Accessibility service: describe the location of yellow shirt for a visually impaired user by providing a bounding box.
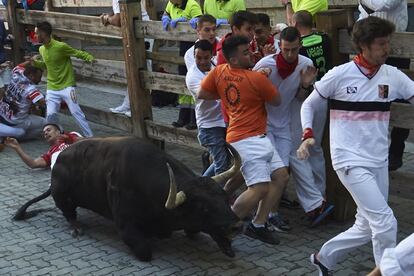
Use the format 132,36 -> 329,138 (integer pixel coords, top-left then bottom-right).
292,0 -> 328,15
165,0 -> 203,19
203,0 -> 246,20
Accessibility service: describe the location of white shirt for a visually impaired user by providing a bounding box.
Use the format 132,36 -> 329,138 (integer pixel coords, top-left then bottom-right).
253,54 -> 314,130
186,64 -> 225,129
0,65 -> 44,124
184,38 -> 219,71
358,0 -> 408,31
112,0 -> 149,20
312,61 -> 414,169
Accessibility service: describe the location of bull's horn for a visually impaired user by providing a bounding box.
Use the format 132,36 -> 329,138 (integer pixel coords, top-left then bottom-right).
165,163 -> 186,210
211,143 -> 241,185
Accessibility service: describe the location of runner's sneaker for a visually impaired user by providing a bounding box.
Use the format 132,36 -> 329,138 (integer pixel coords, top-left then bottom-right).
244,222 -> 280,245
268,213 -> 291,232
124,110 -> 131,117
308,201 -> 334,227
109,105 -> 129,114
310,253 -> 333,276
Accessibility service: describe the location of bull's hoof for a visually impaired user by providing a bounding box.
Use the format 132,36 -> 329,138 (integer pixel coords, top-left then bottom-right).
221,246 -> 235,258
135,249 -> 152,262
70,227 -> 84,237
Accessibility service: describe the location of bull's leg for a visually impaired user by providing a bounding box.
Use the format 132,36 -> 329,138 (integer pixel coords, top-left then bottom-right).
51,179 -> 83,237
209,233 -> 235,258
117,224 -> 152,262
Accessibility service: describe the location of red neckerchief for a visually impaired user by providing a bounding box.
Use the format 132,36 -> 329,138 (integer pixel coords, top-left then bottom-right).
276,53 -> 298,79
353,53 -> 380,78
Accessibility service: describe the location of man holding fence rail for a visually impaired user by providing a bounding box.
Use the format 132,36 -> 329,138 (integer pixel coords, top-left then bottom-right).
32,21 -> 94,137
297,16 -> 414,275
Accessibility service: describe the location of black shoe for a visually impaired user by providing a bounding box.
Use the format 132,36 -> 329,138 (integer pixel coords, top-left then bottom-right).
172,108 -> 190,128
268,213 -> 291,232
280,198 -> 301,209
185,123 -> 197,130
310,253 -> 333,276
244,222 -> 280,245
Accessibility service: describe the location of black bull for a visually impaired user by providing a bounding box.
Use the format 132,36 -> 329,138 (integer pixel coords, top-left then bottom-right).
13,137 -> 242,261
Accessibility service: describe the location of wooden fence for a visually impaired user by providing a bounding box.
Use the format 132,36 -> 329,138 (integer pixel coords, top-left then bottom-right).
1,0 -> 413,220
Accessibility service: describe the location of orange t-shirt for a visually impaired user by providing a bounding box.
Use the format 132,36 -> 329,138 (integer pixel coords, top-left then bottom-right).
201,64 -> 278,143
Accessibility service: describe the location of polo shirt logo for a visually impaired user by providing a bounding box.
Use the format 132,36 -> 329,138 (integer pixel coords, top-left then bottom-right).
346,87 -> 357,94
378,84 -> 389,99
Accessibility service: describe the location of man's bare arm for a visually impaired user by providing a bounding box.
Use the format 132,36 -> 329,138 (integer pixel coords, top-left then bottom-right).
5,138 -> 48,169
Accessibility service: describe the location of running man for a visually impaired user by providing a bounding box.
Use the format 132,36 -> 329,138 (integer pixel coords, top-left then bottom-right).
33,21 -> 94,137
297,16 -> 414,275
198,35 -> 283,244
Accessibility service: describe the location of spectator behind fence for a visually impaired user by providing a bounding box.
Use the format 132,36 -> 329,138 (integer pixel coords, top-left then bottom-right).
32,21 -> 94,137
358,0 -> 409,171
186,40 -> 228,178
0,63 -> 46,142
162,0 -> 203,130
279,0 -> 328,26
253,27 -> 319,231
102,0 -> 153,117
297,16 -> 414,275
288,10 -> 333,227
1,0 -> 45,10
199,35 -> 283,245
203,0 -> 245,27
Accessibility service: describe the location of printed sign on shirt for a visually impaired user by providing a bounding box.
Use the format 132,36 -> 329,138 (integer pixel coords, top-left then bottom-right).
378,84 -> 389,99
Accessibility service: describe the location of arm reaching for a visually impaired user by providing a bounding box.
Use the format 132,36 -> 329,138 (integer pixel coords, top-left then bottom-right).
297,90 -> 327,160
62,43 -> 94,63
5,138 -> 48,169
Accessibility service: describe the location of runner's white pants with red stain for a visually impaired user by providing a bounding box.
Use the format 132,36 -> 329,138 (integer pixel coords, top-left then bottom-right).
318,166 -> 397,269
46,87 -> 93,137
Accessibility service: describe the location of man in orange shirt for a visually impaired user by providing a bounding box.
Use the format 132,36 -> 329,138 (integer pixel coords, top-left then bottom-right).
198,35 -> 284,245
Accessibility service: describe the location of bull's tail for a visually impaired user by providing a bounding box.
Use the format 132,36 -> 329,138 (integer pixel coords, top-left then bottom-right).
13,188 -> 51,221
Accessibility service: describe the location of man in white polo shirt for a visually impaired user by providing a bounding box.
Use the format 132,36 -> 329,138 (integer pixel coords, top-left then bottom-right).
298,16 -> 414,275
253,26 -> 317,232
186,39 -> 228,177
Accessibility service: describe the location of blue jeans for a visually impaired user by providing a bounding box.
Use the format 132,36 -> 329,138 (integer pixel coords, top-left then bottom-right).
198,127 -> 229,177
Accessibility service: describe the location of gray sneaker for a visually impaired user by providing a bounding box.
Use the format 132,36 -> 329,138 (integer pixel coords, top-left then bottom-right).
268,213 -> 291,232
310,253 -> 333,276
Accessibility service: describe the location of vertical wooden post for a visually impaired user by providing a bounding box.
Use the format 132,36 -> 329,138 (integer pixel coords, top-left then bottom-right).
315,10 -> 356,221
6,0 -> 24,63
119,0 -> 152,138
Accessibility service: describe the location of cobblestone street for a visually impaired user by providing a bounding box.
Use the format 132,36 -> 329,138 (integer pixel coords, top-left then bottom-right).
0,85 -> 413,275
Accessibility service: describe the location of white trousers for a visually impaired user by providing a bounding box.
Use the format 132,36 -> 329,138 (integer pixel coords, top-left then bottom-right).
0,115 -> 45,140
318,166 -> 397,269
380,233 -> 414,276
46,87 -> 93,137
289,99 -> 327,212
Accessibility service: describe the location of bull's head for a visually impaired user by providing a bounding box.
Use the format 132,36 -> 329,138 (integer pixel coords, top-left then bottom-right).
164,144 -> 242,257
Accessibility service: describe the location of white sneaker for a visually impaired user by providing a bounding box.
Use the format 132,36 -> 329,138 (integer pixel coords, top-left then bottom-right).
110,105 -> 129,114
124,110 -> 131,117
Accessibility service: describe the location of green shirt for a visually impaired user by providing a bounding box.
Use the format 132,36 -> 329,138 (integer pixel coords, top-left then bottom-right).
34,39 -> 94,91
165,0 -> 203,20
292,0 -> 328,15
203,0 -> 246,20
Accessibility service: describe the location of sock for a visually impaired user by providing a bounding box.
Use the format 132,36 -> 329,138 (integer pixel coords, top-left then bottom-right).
252,222 -> 265,228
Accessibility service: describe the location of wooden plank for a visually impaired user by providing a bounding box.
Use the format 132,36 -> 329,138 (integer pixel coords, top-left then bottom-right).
146,51 -> 185,65
72,58 -> 127,84
120,0 -> 152,138
146,120 -> 202,150
339,29 -> 414,59
61,105 -> 132,132
135,20 -> 230,42
51,0 -> 111,8
16,9 -> 122,39
389,171 -> 414,200
390,103 -> 414,129
140,71 -> 190,96
6,0 -> 24,63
